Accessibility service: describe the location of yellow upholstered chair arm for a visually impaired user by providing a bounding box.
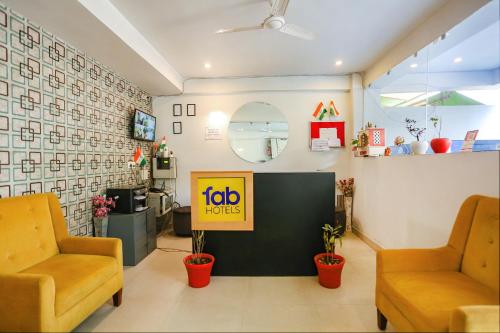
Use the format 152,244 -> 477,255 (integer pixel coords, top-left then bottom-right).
376,246 -> 461,274
449,305 -> 500,332
0,273 -> 55,332
58,237 -> 123,266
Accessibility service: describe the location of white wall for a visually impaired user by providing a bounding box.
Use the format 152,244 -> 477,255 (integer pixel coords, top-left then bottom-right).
351,151 -> 500,249
153,76 -> 353,205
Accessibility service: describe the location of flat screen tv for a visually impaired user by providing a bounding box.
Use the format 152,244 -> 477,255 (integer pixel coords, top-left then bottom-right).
133,109 -> 156,142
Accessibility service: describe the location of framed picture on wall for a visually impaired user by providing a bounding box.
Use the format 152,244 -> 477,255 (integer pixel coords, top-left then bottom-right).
173,104 -> 182,117
173,121 -> 182,134
187,104 -> 196,116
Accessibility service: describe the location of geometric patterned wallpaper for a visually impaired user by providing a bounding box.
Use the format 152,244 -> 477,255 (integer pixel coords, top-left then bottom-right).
0,2 -> 153,236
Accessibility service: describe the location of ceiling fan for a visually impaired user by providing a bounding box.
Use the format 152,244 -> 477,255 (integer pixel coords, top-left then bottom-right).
215,0 -> 316,40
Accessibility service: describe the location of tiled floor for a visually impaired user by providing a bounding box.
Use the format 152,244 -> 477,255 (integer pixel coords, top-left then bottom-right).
75,232 -> 394,332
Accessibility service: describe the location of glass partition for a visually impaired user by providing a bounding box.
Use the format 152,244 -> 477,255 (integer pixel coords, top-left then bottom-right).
363,0 -> 499,154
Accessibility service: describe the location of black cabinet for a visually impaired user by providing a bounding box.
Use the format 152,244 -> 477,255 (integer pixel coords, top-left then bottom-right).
108,208 -> 157,266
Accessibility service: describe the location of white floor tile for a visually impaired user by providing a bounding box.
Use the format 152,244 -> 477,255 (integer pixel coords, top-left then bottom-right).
75,232 -> 383,332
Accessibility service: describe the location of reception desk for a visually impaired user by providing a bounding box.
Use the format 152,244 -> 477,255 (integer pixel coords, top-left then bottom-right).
204,172 -> 335,276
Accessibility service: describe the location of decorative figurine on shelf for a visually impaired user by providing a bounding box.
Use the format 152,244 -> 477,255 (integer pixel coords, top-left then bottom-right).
394,136 -> 410,155
91,195 -> 115,237
384,147 -> 392,156
356,122 -> 386,157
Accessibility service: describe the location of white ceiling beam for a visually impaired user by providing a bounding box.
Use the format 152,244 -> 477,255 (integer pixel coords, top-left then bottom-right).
78,0 -> 184,93
380,69 -> 499,93
363,0 -> 490,88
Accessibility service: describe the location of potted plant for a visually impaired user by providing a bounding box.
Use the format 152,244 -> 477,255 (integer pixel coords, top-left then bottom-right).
91,195 -> 115,237
405,118 -> 428,155
351,138 -> 361,157
429,116 -> 451,154
314,224 -> 345,288
183,230 -> 215,288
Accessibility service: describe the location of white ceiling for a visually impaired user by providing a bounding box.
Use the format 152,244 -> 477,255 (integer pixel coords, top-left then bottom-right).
428,22 -> 500,72
109,0 -> 447,79
372,0 -> 499,90
2,0 -> 183,95
4,0 -> 452,94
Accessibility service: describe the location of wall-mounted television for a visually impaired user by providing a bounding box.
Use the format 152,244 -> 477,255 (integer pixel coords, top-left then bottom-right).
133,109 -> 156,142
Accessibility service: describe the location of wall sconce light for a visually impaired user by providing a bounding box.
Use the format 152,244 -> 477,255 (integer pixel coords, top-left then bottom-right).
208,111 -> 228,128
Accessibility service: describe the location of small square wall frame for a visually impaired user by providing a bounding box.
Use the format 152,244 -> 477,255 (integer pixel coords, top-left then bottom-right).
173,104 -> 182,116
173,121 -> 182,134
187,104 -> 196,116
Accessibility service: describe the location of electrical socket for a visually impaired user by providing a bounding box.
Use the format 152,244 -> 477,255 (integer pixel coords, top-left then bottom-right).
127,161 -> 136,169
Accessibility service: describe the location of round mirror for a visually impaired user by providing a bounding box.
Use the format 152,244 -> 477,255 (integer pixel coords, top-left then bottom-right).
228,102 -> 288,163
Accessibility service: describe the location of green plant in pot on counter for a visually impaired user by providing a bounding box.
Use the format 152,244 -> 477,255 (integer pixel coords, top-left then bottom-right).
314,224 -> 345,288
405,117 -> 428,155
183,230 -> 215,288
429,116 -> 451,154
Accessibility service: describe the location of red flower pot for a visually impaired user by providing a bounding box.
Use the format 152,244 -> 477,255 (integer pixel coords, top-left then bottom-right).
430,138 -> 451,154
314,253 -> 345,288
183,253 -> 215,288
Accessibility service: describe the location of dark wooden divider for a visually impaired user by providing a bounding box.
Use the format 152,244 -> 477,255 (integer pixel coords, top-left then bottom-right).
204,172 -> 335,276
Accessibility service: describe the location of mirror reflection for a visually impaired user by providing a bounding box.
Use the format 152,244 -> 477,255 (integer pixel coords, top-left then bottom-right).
228,102 -> 288,163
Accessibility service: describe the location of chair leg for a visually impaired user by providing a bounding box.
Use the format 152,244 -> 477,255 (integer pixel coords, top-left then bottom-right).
377,309 -> 387,330
112,289 -> 122,307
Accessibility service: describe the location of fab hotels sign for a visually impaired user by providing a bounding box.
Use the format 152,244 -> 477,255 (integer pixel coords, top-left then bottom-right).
191,171 -> 254,231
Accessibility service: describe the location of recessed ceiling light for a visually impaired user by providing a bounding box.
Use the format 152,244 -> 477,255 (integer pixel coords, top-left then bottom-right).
335,60 -> 343,66
453,57 -> 463,64
410,63 -> 418,68
204,62 -> 212,69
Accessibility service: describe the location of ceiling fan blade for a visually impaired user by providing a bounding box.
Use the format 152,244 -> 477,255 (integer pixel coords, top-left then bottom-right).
279,23 -> 316,40
271,0 -> 289,17
215,25 -> 264,34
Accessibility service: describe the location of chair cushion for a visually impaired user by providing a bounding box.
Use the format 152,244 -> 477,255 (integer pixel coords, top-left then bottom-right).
461,196 -> 499,293
380,271 -> 499,332
0,195 -> 59,274
21,254 -> 118,316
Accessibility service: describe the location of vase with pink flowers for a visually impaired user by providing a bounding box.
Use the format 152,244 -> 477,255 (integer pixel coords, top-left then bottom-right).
91,195 -> 115,237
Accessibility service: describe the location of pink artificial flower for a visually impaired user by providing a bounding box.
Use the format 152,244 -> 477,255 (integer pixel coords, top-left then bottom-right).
91,194 -> 116,217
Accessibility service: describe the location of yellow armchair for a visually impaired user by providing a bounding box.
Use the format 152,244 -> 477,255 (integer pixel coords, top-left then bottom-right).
376,195 -> 499,332
0,193 -> 123,332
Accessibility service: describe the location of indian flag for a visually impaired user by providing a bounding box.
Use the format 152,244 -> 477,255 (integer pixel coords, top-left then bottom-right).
312,102 -> 324,118
318,108 -> 328,120
159,136 -> 167,151
134,147 -> 147,167
329,100 -> 340,116
328,100 -> 340,117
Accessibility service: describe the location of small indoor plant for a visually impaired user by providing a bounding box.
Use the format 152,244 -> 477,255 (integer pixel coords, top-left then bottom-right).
351,139 -> 361,157
429,116 -> 451,154
91,195 -> 115,237
183,230 -> 215,288
314,224 -> 345,288
405,118 -> 428,155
